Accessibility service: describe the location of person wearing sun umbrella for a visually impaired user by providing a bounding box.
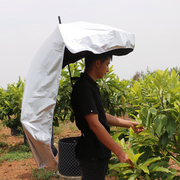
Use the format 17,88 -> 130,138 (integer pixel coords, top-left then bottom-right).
71,52 -> 144,180
21,20 -> 140,172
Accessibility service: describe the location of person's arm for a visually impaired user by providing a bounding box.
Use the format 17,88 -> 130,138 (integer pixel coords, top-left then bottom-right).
85,113 -> 133,165
106,113 -> 144,134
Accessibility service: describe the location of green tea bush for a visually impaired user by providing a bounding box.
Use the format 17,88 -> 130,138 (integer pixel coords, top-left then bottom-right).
109,69 -> 180,179
97,66 -> 131,117
0,60 -> 180,179
0,77 -> 24,132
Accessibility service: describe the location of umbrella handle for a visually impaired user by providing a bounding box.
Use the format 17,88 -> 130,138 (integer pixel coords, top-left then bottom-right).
58,16 -> 61,24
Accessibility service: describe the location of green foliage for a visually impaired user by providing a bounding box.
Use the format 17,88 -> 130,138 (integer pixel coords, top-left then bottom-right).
0,133 -> 8,139
1,60 -> 180,178
0,77 -> 24,131
30,167 -> 59,180
109,128 -> 178,179
0,141 -> 8,147
128,69 -> 180,151
7,142 -> 31,153
97,66 -> 130,117
53,60 -> 85,125
0,142 -> 32,163
108,68 -> 180,179
0,151 -> 32,162
53,122 -> 65,135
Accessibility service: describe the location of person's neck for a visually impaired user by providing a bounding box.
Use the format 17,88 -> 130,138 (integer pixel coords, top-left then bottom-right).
84,69 -> 97,81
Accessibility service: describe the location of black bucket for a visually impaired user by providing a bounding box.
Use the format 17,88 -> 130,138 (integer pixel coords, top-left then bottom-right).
11,128 -> 20,136
58,137 -> 82,176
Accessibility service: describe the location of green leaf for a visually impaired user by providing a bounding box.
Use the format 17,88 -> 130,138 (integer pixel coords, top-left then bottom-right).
166,118 -> 176,138
169,167 -> 178,175
161,108 -> 177,113
152,78 -> 161,90
122,169 -> 134,175
145,174 -> 151,180
155,114 -> 167,136
140,107 -> 148,127
5,100 -> 10,106
105,83 -> 109,92
139,164 -> 149,174
138,130 -> 151,136
13,106 -> 18,113
160,131 -> 169,149
128,174 -> 138,180
149,108 -> 157,115
141,107 -> 148,117
166,175 -> 176,180
149,160 -> 168,171
119,138 -> 126,149
174,103 -> 180,112
146,110 -> 151,128
112,132 -> 123,142
177,126 -> 180,148
125,148 -> 134,162
129,127 -> 137,138
133,81 -> 140,94
109,162 -> 131,170
150,166 -> 172,173
143,156 -> 161,166
133,152 -> 144,165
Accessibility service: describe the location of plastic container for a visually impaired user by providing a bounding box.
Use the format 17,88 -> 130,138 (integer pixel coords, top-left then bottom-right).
58,137 -> 82,177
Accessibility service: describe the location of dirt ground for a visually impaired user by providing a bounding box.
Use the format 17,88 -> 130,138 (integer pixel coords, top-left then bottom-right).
0,124 -> 180,180
0,124 -> 116,180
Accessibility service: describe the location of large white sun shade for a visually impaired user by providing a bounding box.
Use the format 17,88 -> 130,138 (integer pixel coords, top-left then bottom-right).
20,21 -> 135,168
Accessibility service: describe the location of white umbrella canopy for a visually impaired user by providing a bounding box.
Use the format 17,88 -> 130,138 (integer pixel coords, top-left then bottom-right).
20,21 -> 135,169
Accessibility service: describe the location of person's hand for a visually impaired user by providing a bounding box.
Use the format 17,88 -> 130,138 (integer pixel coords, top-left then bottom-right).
117,151 -> 134,168
130,121 -> 144,134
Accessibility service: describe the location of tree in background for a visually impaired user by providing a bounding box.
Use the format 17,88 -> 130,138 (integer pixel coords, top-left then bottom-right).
0,77 -> 24,133
132,70 -> 144,81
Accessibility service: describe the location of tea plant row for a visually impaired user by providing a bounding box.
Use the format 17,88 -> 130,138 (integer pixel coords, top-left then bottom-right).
0,60 -> 180,179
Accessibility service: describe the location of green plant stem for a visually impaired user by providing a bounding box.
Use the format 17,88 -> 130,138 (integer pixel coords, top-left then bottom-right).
154,130 -> 180,163
165,148 -> 180,163
160,89 -> 165,109
173,134 -> 178,146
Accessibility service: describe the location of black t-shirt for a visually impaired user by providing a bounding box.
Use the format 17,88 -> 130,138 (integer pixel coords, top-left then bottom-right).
71,73 -> 111,161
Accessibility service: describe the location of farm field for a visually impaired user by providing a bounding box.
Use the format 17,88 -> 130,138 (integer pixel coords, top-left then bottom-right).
0,121 -> 117,180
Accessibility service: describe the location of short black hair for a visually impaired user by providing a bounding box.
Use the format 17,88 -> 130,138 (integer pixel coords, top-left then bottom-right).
85,52 -> 112,69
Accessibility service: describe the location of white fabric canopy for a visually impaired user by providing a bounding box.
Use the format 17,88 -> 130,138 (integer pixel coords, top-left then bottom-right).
20,21 -> 135,168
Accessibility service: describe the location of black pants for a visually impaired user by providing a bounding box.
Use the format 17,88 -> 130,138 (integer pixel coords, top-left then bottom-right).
78,158 -> 109,180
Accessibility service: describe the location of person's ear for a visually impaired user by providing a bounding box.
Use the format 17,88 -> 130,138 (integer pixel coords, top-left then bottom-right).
95,60 -> 101,67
